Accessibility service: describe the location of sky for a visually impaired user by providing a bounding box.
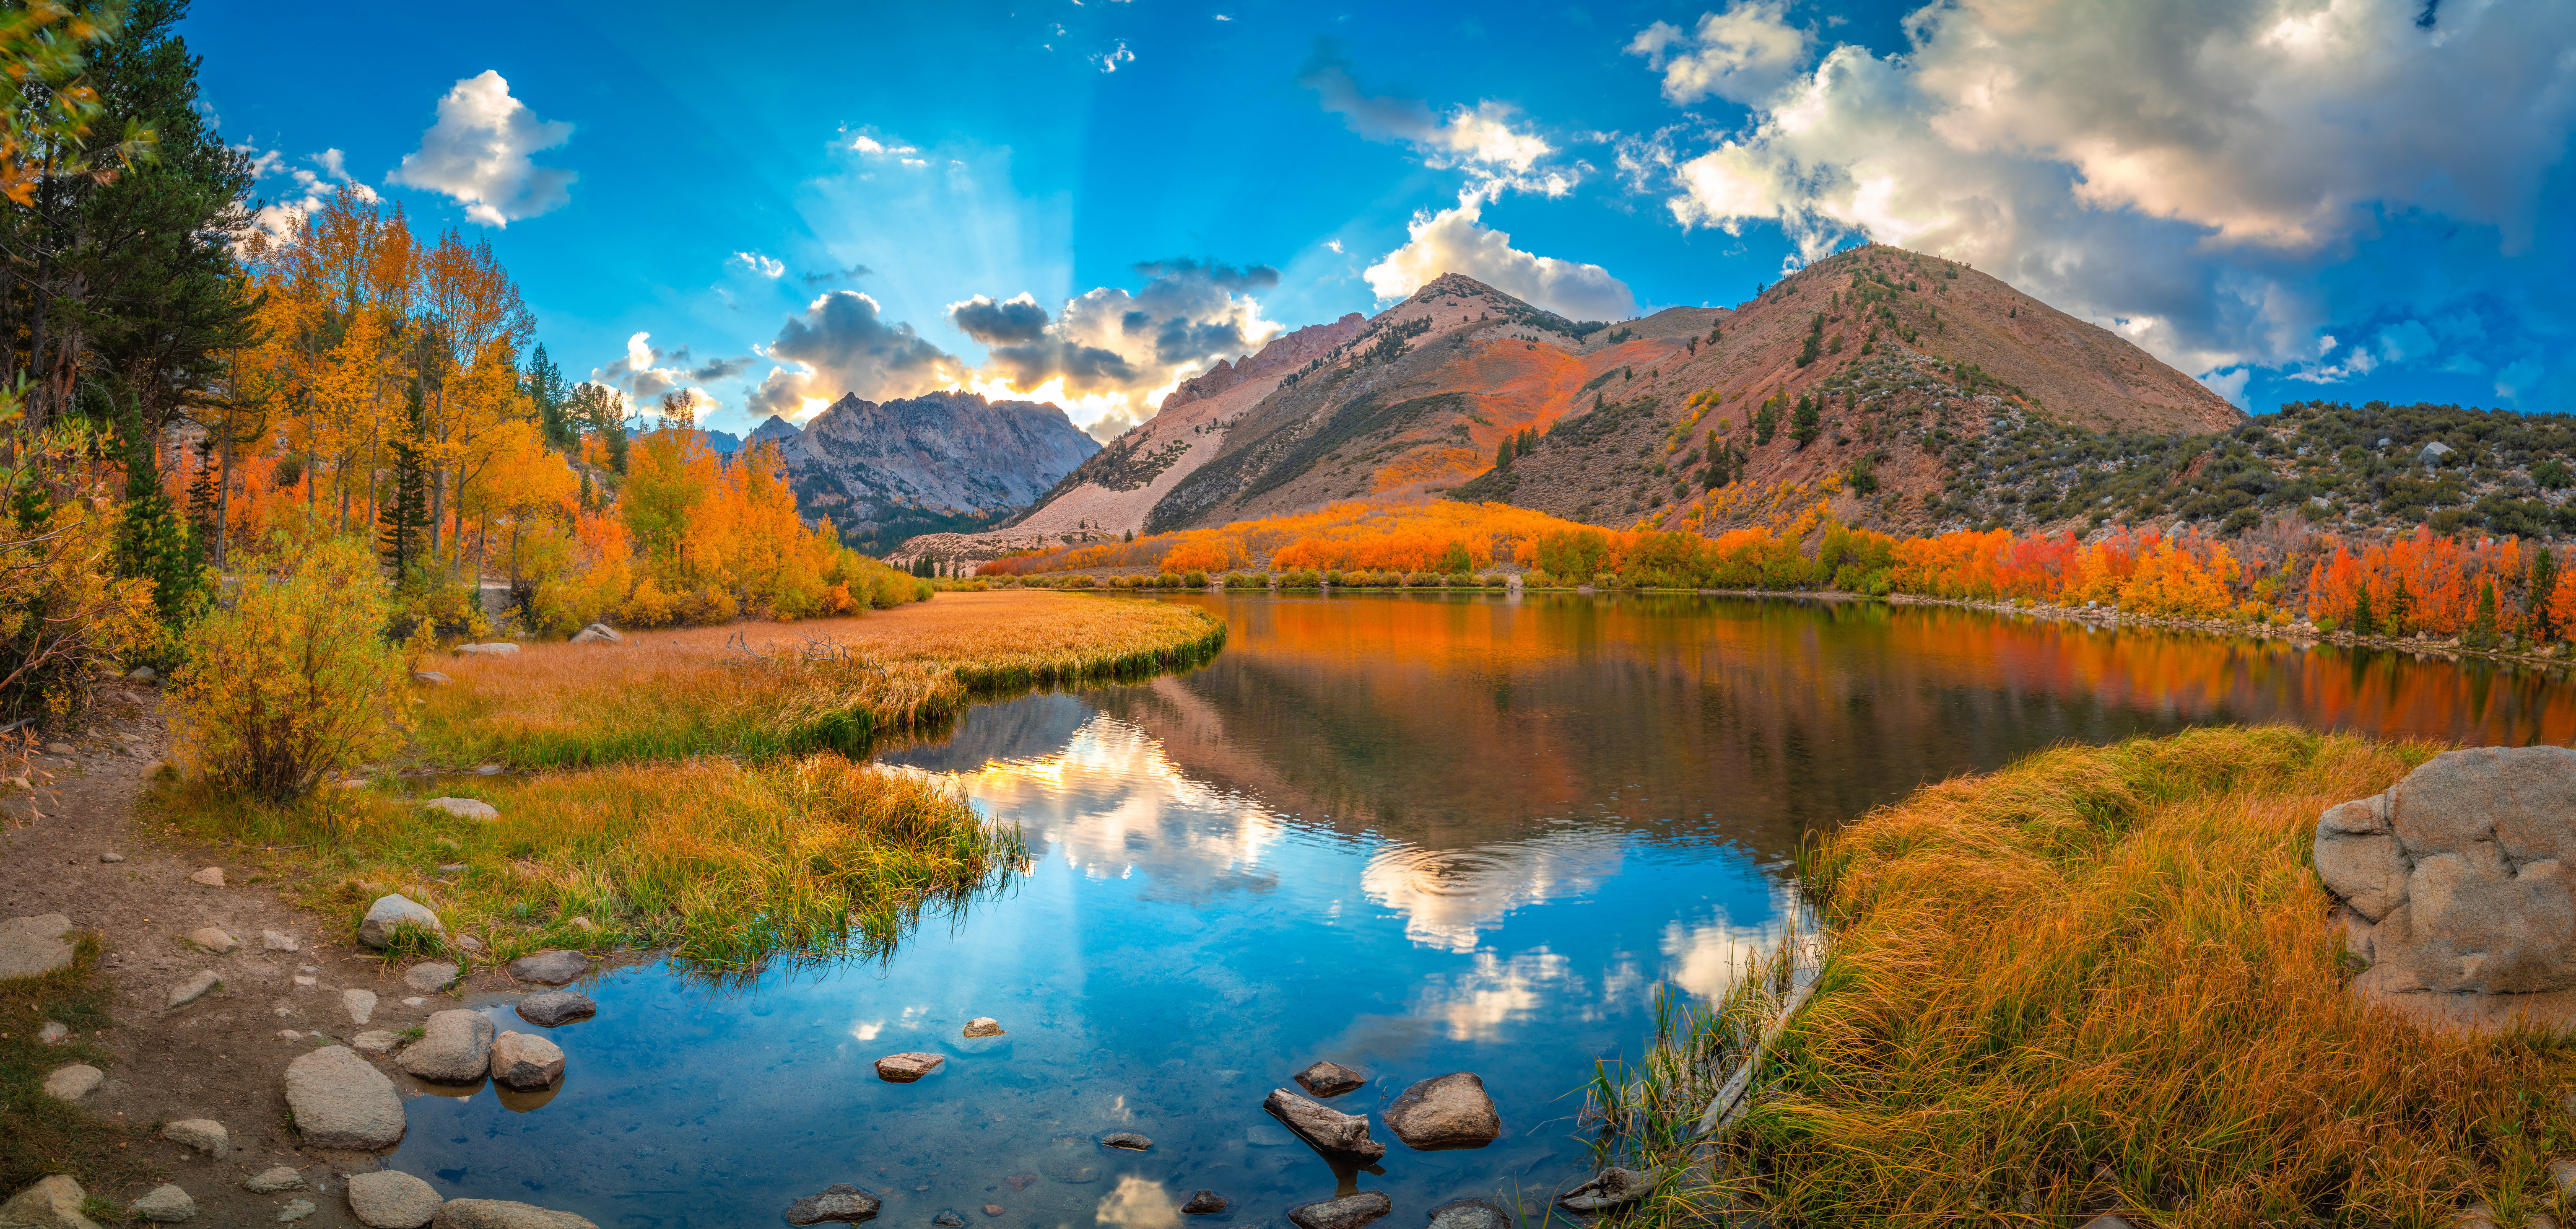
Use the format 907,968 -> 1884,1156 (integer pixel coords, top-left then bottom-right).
187,0 -> 2575,440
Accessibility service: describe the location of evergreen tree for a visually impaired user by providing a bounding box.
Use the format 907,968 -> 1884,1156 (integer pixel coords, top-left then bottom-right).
2532,546 -> 2561,643
1493,437 -> 1512,471
379,383 -> 430,579
112,396 -> 207,627
1753,396 -> 1780,446
526,343 -> 574,451
2471,578 -> 2500,647
1791,394 -> 1822,446
186,435 -> 217,543
2350,586 -> 2376,637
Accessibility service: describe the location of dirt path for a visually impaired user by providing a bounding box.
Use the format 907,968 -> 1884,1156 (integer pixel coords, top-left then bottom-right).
0,686 -> 484,1226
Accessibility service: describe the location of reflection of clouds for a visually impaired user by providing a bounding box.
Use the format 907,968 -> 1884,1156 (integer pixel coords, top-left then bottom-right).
1360,832 -> 1630,953
940,714 -> 1288,889
849,1019 -> 883,1041
1659,887 -> 1823,1001
1409,949 -> 1574,1041
1097,1176 -> 1179,1229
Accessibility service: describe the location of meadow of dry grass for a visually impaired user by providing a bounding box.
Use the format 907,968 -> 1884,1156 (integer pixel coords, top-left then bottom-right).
411,590 -> 1226,767
1588,727 -> 2576,1227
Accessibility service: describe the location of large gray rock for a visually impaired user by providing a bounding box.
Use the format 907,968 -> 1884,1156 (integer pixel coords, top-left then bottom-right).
515,990 -> 595,1027
400,1010 -> 497,1083
359,895 -> 444,949
0,913 -> 74,980
346,1171 -> 441,1229
2315,746 -> 2576,995
424,798 -> 498,822
404,962 -> 458,993
286,1045 -> 406,1149
569,624 -> 623,645
1383,1072 -> 1501,1150
488,1031 -> 564,1089
1287,1192 -> 1392,1229
244,1167 -> 306,1193
344,988 -> 379,1024
429,1201 -> 600,1229
0,1175 -> 99,1228
161,1118 -> 229,1158
452,643 -> 520,658
783,1184 -> 882,1225
1295,1060 -> 1365,1097
505,949 -> 588,985
1263,1087 -> 1387,1159
1425,1200 -> 1511,1229
166,969 -> 221,1008
1557,1168 -> 1652,1213
128,1185 -> 196,1223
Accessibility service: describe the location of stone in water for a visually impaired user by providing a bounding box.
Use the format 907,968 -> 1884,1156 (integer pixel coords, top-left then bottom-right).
784,1184 -> 882,1226
516,990 -> 596,1027
874,1053 -> 945,1082
963,1016 -> 1005,1037
1382,1071 -> 1502,1150
1294,1059 -> 1366,1097
1263,1086 -> 1386,1159
506,949 -> 589,985
1287,1192 -> 1392,1229
1181,1191 -> 1229,1215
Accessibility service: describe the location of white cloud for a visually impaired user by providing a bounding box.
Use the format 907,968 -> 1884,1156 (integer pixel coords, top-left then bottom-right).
745,291 -> 959,417
2198,366 -> 2251,408
1302,48 -> 1580,202
1627,1 -> 1814,105
1364,196 -> 1638,322
239,148 -> 379,245
731,251 -> 787,278
1631,0 -> 2576,382
387,70 -> 575,227
595,332 -> 755,405
1093,40 -> 1136,73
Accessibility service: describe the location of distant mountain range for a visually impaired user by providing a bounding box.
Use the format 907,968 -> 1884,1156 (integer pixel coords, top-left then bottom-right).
727,391 -> 1098,551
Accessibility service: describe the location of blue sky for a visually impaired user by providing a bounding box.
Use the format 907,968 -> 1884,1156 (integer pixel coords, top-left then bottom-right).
189,0 -> 2573,438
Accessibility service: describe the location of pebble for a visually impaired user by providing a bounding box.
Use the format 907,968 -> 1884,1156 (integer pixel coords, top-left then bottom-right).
42,1063 -> 102,1101
352,1030 -> 402,1055
187,926 -> 239,954
278,1029 -> 304,1040
1181,1191 -> 1229,1215
783,1184 -> 883,1226
343,988 -> 378,1024
401,996 -> 426,1008
515,990 -> 596,1027
278,1197 -> 317,1223
293,975 -> 317,987
874,1053 -> 946,1082
245,1166 -> 306,1193
161,1118 -> 231,1158
99,851 -> 125,863
935,1214 -> 966,1228
963,1016 -> 1005,1037
983,1206 -> 1005,1218
36,1020 -> 69,1043
130,1182 -> 198,1223
262,930 -> 300,952
167,969 -> 221,1008
403,962 -> 458,993
346,1169 -> 442,1228
188,866 -> 225,887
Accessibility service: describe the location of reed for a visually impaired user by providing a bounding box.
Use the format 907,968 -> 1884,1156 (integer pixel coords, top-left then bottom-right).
410,591 -> 1226,768
161,756 -> 1026,970
1589,727 -> 2576,1226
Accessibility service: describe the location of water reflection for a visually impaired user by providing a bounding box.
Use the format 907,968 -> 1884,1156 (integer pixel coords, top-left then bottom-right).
387,594 -> 2576,1227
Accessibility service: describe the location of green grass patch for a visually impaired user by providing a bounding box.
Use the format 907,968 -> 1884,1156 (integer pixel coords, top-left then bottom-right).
0,934 -> 144,1198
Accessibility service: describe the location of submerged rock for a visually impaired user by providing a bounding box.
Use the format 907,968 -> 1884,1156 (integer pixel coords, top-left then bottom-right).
516,990 -> 596,1027
1287,1192 -> 1392,1229
399,1010 -> 497,1083
1263,1087 -> 1386,1159
934,1213 -> 966,1228
428,1200 -> 600,1228
359,895 -> 444,948
783,1184 -> 882,1225
1098,1133 -> 1152,1151
286,1045 -> 406,1149
1383,1072 -> 1501,1150
963,1017 -> 1005,1038
506,949 -> 589,985
873,1053 -> 945,1082
1181,1191 -> 1229,1215
1294,1060 -> 1366,1098
1556,1168 -> 1652,1213
1424,1200 -> 1511,1229
346,1170 -> 441,1228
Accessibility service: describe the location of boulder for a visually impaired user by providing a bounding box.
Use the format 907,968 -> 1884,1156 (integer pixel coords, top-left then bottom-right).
286,1045 -> 406,1149
1180,1191 -> 1229,1215
262,930 -> 300,952
963,1016 -> 1005,1037
166,969 -> 220,1007
1287,1193 -> 1392,1229
1295,1060 -> 1366,1098
875,1053 -> 946,1082
185,926 -> 238,954
398,1010 -> 497,1083
188,866 -> 225,887
1382,1072 -> 1501,1150
1556,1168 -> 1652,1213
0,913 -> 75,980
516,990 -> 596,1027
506,949 -> 589,985
404,962 -> 458,993
423,798 -> 498,822
346,1171 -> 441,1229
359,895 -> 445,948
1098,1133 -> 1151,1151
160,1118 -> 229,1158
42,1063 -> 101,1102
0,1175 -> 97,1229
488,1031 -> 565,1089
344,988 -> 379,1024
1424,1200 -> 1510,1229
2315,746 -> 2576,995
783,1184 -> 882,1226
127,665 -> 156,682
412,672 -> 452,687
1263,1087 -> 1387,1159
128,1184 -> 197,1223
452,643 -> 520,658
244,1167 -> 305,1193
569,624 -> 623,645
428,1201 -> 600,1229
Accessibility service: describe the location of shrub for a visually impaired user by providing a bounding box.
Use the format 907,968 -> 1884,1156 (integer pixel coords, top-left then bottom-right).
1445,572 -> 1473,588
175,537 -> 405,800
1183,570 -> 1208,588
1483,573 -> 1507,588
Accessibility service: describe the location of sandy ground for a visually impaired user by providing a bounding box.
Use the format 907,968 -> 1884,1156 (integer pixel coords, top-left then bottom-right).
0,687 -> 571,1225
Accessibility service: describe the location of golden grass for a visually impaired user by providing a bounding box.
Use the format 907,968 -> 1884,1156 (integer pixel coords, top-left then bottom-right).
1596,727 -> 2576,1226
410,591 -> 1226,767
166,755 -> 1026,969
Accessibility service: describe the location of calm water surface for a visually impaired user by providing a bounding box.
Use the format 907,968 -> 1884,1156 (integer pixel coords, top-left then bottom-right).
390,593 -> 2576,1227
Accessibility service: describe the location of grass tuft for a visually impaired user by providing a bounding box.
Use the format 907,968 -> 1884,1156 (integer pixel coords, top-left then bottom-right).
0,934 -> 145,1198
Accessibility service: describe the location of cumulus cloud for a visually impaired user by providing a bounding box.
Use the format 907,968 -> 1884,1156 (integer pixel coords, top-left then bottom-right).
1093,40 -> 1136,73
945,261 -> 1284,440
847,129 -> 929,169
745,291 -> 959,417
387,70 -> 575,227
1364,197 -> 1638,322
593,332 -> 753,404
1626,0 -> 2576,395
1627,2 -> 1814,105
1301,43 -> 1578,201
239,147 -> 379,244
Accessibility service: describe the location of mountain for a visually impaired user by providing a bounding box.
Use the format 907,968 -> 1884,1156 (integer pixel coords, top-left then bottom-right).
769,391 -> 1099,549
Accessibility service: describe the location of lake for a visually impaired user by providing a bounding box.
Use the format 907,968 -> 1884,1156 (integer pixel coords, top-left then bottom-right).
386,592 -> 2576,1227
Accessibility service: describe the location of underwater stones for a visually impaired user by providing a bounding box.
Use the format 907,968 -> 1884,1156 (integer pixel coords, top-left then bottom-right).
981,1208 -> 1003,1219
1423,1200 -> 1510,1229
423,798 -> 498,822
345,1171 -> 441,1228
488,1031 -> 565,1089
1181,1191 -> 1229,1215
128,1184 -> 197,1223
1098,1133 -> 1152,1151
286,1045 -> 406,1149
963,1017 -> 1004,1037
1287,1192 -> 1392,1229
403,962 -> 458,993
1263,1088 -> 1386,1160
160,1118 -> 229,1158
428,1200 -> 600,1229
934,1213 -> 966,1228
1383,1072 -> 1501,1150
783,1184 -> 882,1225
42,1063 -> 101,1102
398,1010 -> 497,1083
873,1053 -> 945,1082
516,990 -> 596,1027
0,913 -> 75,980
506,949 -> 589,985
166,969 -> 220,1008
1294,1060 -> 1365,1098
1556,1168 -> 1652,1213
359,895 -> 444,948
245,1167 -> 306,1193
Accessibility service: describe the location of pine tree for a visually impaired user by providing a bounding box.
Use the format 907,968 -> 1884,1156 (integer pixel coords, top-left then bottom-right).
526,344 -> 574,451
186,436 -> 218,545
1792,394 -> 1822,446
1493,438 -> 1512,471
379,382 -> 431,580
2472,578 -> 2500,647
2350,586 -> 2376,637
112,396 -> 208,629
2532,546 -> 2562,643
